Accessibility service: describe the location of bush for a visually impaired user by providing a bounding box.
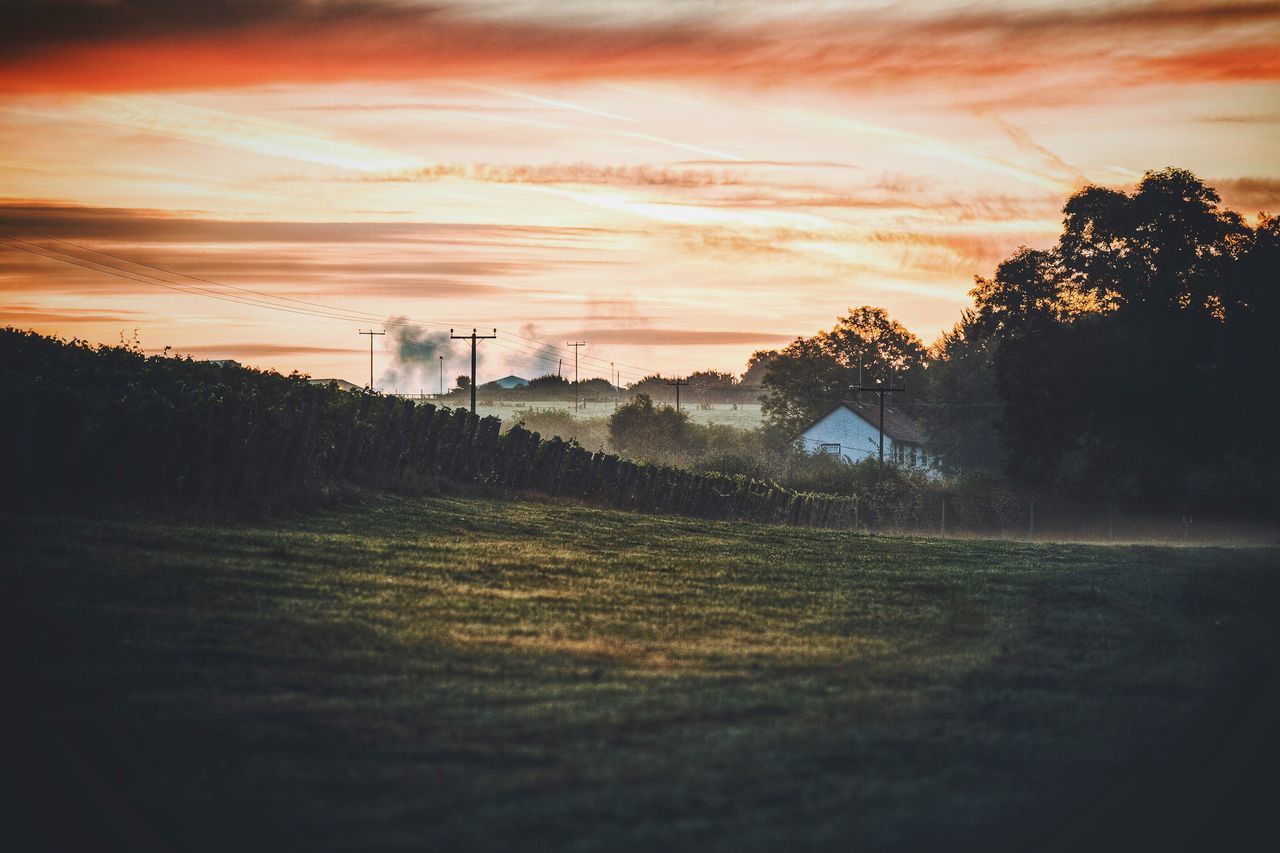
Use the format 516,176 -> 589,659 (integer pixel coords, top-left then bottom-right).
504,407 -> 610,454
608,395 -> 702,466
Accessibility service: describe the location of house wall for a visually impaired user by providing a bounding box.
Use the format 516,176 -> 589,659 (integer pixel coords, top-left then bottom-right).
798,406 -> 939,476
797,407 -> 882,464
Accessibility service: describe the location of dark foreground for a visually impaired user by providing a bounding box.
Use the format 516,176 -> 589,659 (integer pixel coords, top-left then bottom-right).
2,497 -> 1277,851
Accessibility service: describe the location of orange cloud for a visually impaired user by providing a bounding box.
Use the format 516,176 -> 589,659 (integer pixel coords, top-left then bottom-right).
1,2 -> 1276,101
1136,43 -> 1280,83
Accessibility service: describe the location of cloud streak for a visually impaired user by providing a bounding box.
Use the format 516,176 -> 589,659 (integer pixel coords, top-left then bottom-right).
367,162 -> 746,187
565,328 -> 796,346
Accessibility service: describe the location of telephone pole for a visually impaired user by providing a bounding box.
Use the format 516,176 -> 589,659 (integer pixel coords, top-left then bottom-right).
666,377 -> 689,412
566,341 -> 586,410
450,327 -> 496,414
357,329 -> 385,391
438,355 -> 443,397
851,382 -> 905,465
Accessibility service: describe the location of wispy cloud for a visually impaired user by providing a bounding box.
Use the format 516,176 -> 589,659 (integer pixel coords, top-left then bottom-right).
989,118 -> 1088,186
174,343 -> 363,357
365,162 -> 746,187
0,203 -> 601,301
1196,113 -> 1280,123
768,108 -> 1077,192
42,96 -> 420,172
1213,176 -> 1280,212
563,328 -> 795,346
0,304 -> 145,324
0,202 -> 605,245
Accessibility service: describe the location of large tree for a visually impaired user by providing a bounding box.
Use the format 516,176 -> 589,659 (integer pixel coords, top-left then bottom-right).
958,168 -> 1278,511
919,312 -> 1004,475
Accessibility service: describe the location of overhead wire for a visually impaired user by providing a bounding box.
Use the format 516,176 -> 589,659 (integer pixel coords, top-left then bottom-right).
0,220 -> 674,377
0,222 -> 674,381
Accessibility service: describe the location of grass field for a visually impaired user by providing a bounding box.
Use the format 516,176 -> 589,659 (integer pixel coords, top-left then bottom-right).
469,400 -> 765,428
3,496 -> 1277,851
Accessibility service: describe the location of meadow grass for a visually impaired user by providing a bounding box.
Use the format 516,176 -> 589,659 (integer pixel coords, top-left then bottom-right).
2,495 -> 1277,851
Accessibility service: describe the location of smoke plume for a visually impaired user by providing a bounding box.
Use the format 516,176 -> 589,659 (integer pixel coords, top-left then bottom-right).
378,316 -> 460,393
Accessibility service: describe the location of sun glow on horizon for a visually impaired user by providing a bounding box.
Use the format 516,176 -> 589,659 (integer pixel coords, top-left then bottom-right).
1,1 -> 1277,386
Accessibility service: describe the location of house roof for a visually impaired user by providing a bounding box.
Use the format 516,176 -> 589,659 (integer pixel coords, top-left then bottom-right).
494,375 -> 530,387
804,399 -> 925,445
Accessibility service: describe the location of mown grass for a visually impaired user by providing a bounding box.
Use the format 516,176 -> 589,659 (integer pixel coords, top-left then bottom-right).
2,496 -> 1277,852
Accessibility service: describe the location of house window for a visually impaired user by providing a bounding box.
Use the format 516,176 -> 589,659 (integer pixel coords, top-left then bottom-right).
819,443 -> 841,455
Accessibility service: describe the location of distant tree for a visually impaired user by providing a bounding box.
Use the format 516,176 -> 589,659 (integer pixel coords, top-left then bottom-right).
454,375 -> 471,392
759,336 -> 846,437
686,369 -> 737,404
526,374 -> 570,398
740,349 -> 777,388
626,374 -> 674,405
761,306 -> 926,437
821,306 -> 927,386
576,377 -> 615,399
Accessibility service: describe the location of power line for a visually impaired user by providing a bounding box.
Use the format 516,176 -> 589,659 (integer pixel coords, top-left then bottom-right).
0,237 -> 367,323
851,382 -> 906,465
357,329 -> 385,391
4,228 -> 742,397
566,341 -> 586,410
0,235 -> 401,325
0,222 -> 667,378
0,221 -> 393,321
450,328 -> 497,414
666,376 -> 689,412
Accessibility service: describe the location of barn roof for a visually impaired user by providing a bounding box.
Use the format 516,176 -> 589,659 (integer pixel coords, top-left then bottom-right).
803,399 -> 925,445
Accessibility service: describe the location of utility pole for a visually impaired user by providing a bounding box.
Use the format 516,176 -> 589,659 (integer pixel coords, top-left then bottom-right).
438,355 -> 443,397
566,341 -> 586,410
612,362 -> 618,408
450,327 -> 496,414
357,329 -> 385,391
851,382 -> 905,465
666,377 -> 689,412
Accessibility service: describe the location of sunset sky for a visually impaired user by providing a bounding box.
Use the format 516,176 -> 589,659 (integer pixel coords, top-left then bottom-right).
2,0 -> 1278,389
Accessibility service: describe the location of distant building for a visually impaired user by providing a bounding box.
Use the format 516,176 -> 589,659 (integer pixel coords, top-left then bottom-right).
309,378 -> 363,392
204,359 -> 241,368
796,400 -> 936,474
492,375 -> 530,389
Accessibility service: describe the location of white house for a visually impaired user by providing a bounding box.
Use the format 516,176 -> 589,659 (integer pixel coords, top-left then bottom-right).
796,400 -> 937,474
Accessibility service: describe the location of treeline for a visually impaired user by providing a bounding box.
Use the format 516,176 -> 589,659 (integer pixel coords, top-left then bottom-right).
0,328 -> 901,529
441,370 -> 763,407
